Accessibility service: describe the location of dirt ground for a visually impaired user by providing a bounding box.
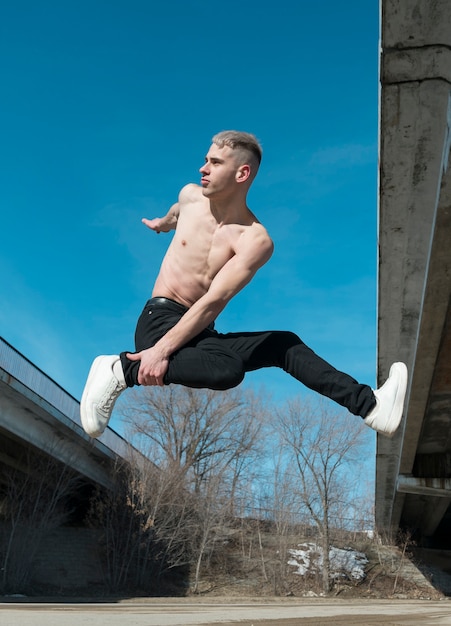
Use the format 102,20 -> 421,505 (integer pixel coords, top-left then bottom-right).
1,598 -> 451,626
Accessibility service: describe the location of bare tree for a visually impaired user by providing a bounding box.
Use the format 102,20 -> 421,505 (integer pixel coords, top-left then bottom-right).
189,471 -> 229,593
123,385 -> 265,500
266,455 -> 306,593
274,396 -> 367,594
118,385 -> 267,590
87,455 -> 197,593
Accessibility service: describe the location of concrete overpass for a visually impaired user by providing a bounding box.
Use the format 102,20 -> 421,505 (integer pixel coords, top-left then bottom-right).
376,0 -> 451,547
0,336 -> 132,497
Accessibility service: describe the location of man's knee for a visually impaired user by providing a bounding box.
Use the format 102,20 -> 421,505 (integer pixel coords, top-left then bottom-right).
210,365 -> 245,390
207,352 -> 245,390
279,331 -> 302,347
266,331 -> 302,359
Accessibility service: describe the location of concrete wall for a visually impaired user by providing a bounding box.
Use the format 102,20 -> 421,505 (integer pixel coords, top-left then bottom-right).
32,528 -> 104,593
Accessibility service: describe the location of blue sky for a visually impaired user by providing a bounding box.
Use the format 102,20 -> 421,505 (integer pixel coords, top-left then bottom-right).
1,1 -> 380,447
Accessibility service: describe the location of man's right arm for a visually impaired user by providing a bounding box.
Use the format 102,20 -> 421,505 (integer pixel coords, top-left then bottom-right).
142,202 -> 180,233
142,183 -> 200,233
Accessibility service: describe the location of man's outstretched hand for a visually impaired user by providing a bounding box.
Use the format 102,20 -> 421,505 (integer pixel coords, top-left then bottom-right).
142,216 -> 176,233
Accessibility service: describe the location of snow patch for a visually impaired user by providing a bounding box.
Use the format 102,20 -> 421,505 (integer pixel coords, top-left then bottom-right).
288,542 -> 368,581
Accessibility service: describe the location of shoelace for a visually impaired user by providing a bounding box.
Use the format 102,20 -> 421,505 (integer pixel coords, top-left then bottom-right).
99,378 -> 123,415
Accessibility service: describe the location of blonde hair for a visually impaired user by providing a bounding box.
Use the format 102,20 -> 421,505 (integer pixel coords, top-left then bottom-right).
212,130 -> 262,167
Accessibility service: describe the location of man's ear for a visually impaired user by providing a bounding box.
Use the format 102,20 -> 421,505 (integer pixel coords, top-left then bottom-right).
236,164 -> 251,183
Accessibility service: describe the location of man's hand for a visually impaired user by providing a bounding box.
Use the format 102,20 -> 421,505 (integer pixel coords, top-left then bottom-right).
142,217 -> 174,234
142,203 -> 178,234
126,348 -> 169,386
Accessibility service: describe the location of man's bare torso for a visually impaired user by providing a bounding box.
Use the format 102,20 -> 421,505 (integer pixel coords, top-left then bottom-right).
152,184 -> 271,308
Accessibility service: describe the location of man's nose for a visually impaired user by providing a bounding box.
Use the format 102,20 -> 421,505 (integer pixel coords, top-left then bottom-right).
199,162 -> 208,173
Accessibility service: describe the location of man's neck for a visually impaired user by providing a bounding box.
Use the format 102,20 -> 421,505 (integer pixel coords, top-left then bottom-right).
208,194 -> 249,225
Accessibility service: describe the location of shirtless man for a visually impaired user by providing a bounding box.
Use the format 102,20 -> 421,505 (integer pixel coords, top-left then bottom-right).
80,130 -> 407,439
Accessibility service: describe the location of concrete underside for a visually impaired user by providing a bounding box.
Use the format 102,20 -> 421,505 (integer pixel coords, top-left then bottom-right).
0,338 -> 137,494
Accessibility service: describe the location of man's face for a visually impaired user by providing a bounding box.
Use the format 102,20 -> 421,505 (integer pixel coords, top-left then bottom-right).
199,143 -> 241,198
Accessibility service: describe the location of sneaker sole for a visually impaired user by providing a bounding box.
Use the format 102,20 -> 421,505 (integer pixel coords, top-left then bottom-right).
385,362 -> 408,437
80,355 -> 110,438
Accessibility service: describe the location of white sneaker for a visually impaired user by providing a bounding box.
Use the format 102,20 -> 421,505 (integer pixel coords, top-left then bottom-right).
364,362 -> 408,437
80,355 -> 126,438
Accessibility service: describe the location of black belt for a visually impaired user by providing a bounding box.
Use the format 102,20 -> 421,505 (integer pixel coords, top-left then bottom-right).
147,297 -> 215,330
147,297 -> 189,314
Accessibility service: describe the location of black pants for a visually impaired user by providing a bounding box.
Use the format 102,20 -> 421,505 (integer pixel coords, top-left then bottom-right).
120,298 -> 376,418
